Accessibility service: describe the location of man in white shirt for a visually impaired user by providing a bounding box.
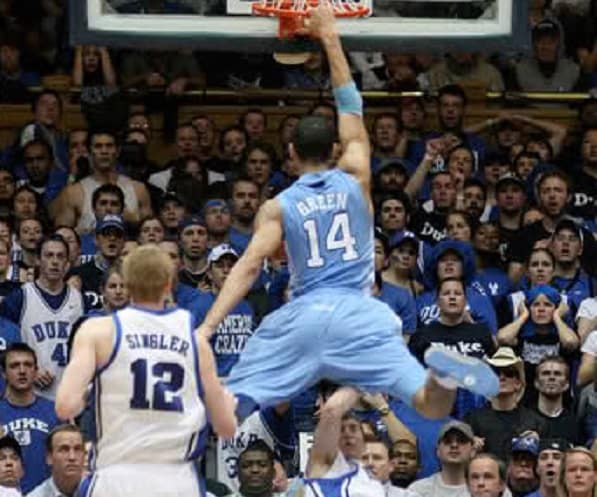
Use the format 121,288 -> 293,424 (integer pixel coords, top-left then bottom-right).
408,421 -> 474,497
26,425 -> 84,497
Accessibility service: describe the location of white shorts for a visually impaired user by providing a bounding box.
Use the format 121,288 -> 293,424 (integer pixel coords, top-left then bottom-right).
81,462 -> 203,497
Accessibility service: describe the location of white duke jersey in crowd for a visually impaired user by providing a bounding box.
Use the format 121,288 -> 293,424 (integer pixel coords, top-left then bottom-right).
94,306 -> 207,468
19,282 -> 84,400
303,453 -> 385,497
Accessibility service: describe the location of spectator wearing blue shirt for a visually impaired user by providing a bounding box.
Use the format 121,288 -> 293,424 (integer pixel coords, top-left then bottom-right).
416,240 -> 497,334
550,219 -> 595,316
0,344 -> 60,494
373,272 -> 417,336
229,176 -> 260,255
0,315 -> 20,396
197,244 -> 254,377
0,34 -> 38,104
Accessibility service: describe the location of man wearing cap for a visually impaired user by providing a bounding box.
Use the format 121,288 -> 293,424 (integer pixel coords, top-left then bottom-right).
464,347 -> 547,461
178,216 -> 210,289
0,435 -> 24,496
526,439 -> 569,497
374,161 -> 410,198
158,191 -> 186,240
68,214 -> 125,312
408,420 -> 475,497
550,219 -> 593,315
507,435 -> 540,497
1,237 -> 84,401
515,18 -> 579,92
196,244 -> 254,377
493,173 -> 526,263
0,344 -> 59,494
204,199 -> 232,249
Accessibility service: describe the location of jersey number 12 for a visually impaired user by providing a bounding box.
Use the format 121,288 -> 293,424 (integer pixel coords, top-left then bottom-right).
303,212 -> 358,268
129,359 -> 184,412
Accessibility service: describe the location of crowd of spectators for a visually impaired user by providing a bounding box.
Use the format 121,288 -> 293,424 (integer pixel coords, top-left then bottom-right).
0,0 -> 596,497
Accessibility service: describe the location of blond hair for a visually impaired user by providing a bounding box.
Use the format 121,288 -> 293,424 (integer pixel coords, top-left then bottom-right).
122,245 -> 173,302
558,447 -> 597,497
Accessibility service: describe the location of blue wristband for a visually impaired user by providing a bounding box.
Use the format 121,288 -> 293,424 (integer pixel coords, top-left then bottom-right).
333,81 -> 363,116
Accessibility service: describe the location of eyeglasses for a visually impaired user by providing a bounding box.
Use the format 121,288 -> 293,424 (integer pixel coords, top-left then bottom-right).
493,367 -> 519,379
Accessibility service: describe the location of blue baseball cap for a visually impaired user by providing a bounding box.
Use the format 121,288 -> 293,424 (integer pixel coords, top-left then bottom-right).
511,435 -> 539,457
179,215 -> 206,231
96,214 -> 125,234
389,230 -> 419,251
202,199 -> 229,215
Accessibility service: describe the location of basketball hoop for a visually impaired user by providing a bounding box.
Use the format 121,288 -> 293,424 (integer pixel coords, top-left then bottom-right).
252,0 -> 369,40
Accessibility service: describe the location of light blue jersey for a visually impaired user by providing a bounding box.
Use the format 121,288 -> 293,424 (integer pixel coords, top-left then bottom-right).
278,169 -> 374,298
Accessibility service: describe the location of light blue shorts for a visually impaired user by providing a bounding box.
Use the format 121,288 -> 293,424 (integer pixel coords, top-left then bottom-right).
227,288 -> 427,410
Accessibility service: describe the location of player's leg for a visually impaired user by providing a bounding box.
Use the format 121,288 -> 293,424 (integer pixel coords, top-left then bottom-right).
226,295 -> 325,417
322,293 -> 498,418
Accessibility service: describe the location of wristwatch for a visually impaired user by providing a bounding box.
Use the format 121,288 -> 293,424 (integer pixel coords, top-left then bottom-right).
378,406 -> 390,417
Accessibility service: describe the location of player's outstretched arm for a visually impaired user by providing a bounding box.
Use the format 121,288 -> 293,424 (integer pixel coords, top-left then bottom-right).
299,4 -> 370,198
197,199 -> 283,339
55,318 -> 106,420
198,335 -> 237,439
307,386 -> 360,478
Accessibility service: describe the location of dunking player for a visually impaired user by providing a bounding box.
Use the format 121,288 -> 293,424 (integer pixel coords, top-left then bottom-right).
55,245 -> 237,497
197,4 -> 498,418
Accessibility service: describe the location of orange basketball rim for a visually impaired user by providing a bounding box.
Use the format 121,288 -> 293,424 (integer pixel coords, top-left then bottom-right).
252,0 -> 369,39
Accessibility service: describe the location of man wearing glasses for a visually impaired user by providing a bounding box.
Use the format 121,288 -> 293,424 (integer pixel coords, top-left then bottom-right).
464,347 -> 547,461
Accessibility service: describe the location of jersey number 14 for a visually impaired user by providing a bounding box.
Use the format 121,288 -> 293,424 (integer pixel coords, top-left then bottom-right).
303,212 -> 358,268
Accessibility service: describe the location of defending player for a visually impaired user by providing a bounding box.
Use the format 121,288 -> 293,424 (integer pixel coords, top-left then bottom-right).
55,245 -> 237,497
197,4 -> 498,418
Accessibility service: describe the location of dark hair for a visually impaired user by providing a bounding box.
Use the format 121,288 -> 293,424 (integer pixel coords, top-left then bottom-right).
239,439 -> 275,466
22,138 -> 54,160
32,89 -> 62,114
88,129 -> 119,149
13,185 -> 40,211
447,145 -> 474,165
277,114 -> 301,132
438,84 -> 467,106
525,135 -> 554,160
37,234 -> 70,258
447,209 -> 477,236
219,125 -> 248,153
463,177 -> 487,196
308,101 -> 337,122
377,191 -> 412,217
16,217 -> 43,238
291,116 -> 335,163
45,424 -> 82,453
536,169 -> 571,194
466,453 -> 507,483
239,108 -> 267,128
176,122 -> 198,136
54,225 -> 81,247
231,174 -> 260,196
1,342 -> 37,371
525,247 -> 556,267
243,140 -> 278,169
372,113 -> 400,133
91,184 -> 125,211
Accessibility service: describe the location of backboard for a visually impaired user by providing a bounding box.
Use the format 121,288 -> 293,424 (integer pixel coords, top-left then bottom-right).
70,0 -> 529,53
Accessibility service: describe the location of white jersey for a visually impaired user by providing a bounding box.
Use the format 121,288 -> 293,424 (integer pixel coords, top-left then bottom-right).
76,175 -> 139,234
304,453 -> 385,497
94,306 -> 207,468
217,411 -> 288,491
19,282 -> 84,400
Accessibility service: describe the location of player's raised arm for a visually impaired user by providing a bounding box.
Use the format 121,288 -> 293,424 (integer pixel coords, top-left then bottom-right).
197,199 -> 283,339
300,4 -> 371,196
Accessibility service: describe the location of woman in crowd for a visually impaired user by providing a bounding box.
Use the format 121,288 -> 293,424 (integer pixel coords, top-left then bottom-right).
137,216 -> 165,246
382,232 -> 424,297
560,447 -> 597,497
497,284 -> 579,386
